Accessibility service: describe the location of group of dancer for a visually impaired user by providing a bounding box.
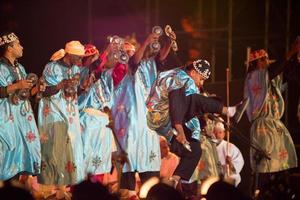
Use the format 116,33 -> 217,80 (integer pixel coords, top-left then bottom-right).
0,27 -> 299,200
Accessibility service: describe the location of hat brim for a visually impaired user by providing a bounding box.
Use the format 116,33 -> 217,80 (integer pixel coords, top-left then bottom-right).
67,52 -> 86,57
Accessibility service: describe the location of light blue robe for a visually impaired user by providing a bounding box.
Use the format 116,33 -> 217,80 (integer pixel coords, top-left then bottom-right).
38,61 -> 84,185
146,68 -> 201,142
0,61 -> 41,180
111,58 -> 161,173
78,68 -> 116,175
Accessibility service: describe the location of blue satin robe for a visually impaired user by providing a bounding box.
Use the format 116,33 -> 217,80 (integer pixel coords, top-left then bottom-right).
111,58 -> 161,173
37,61 -> 84,185
78,68 -> 116,175
146,68 -> 201,142
0,62 -> 41,180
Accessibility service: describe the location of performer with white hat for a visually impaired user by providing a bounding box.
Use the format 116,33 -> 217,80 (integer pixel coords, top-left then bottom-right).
213,121 -> 244,186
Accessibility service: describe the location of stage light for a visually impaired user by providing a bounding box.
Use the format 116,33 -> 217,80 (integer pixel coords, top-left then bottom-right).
139,177 -> 160,199
200,176 -> 220,196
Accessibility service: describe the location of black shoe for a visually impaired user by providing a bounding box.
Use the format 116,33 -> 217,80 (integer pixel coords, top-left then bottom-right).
233,98 -> 249,123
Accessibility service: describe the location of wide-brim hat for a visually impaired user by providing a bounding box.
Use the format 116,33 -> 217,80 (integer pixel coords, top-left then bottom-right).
65,41 -> 85,56
249,49 -> 268,62
246,49 -> 276,65
50,40 -> 85,61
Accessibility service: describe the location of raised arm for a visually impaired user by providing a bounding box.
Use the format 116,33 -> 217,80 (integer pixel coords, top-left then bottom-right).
157,36 -> 172,62
132,33 -> 159,65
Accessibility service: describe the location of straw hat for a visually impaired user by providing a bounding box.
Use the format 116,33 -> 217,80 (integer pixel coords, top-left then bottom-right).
249,49 -> 275,63
64,41 -> 85,56
50,40 -> 85,61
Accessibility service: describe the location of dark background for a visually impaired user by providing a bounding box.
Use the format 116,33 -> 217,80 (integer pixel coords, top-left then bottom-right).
1,0 -> 299,196
1,0 -> 299,78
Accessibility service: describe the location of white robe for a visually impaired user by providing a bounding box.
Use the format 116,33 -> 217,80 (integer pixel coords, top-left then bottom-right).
216,140 -> 244,186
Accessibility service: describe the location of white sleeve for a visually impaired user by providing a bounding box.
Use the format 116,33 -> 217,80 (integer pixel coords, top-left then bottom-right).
230,144 -> 244,174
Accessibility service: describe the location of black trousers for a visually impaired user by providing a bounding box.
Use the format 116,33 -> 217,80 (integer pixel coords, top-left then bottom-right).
170,137 -> 202,181
168,88 -> 223,180
120,171 -> 160,190
184,93 -> 223,120
169,88 -> 224,128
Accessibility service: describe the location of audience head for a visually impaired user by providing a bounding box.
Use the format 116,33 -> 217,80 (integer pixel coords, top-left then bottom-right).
72,178 -> 117,200
0,180 -> 34,200
205,180 -> 251,200
146,183 -> 184,200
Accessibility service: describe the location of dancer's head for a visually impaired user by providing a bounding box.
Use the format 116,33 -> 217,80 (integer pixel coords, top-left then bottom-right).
0,32 -> 23,60
247,49 -> 271,73
123,41 -> 136,57
50,40 -> 85,67
185,59 -> 211,88
82,44 -> 99,66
